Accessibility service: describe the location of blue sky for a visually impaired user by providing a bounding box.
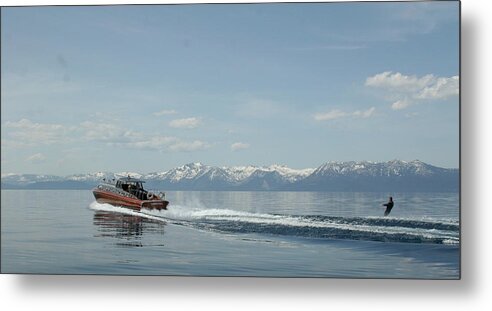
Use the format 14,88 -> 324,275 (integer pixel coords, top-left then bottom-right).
1,2 -> 460,175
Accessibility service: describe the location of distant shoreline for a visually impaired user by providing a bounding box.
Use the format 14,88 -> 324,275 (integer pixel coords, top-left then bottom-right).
1,160 -> 459,192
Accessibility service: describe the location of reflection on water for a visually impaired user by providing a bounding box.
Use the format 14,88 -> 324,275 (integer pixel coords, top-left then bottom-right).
93,212 -> 166,247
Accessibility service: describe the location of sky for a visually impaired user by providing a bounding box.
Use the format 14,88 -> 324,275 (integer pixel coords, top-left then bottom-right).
1,1 -> 460,175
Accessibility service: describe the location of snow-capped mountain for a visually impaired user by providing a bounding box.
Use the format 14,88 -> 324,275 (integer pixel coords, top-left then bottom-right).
310,160 -> 439,177
0,173 -> 63,186
67,171 -> 142,182
145,162 -> 313,184
67,172 -> 114,182
294,160 -> 458,192
142,163 -> 315,190
1,160 -> 458,192
146,162 -> 212,182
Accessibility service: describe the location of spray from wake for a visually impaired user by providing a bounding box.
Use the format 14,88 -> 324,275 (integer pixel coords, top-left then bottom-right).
89,201 -> 166,222
89,201 -> 459,245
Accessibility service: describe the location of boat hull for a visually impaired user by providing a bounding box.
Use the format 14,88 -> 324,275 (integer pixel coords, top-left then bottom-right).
93,188 -> 168,211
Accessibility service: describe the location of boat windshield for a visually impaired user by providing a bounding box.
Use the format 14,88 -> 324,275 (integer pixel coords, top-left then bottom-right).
115,179 -> 145,191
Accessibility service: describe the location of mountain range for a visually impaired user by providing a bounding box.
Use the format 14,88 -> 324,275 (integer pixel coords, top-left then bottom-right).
0,160 -> 459,192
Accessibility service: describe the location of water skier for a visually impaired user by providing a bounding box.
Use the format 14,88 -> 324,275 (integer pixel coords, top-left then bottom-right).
383,196 -> 394,216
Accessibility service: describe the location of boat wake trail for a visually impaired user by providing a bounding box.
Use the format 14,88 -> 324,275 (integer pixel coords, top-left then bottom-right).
89,202 -> 459,245
89,201 -> 166,222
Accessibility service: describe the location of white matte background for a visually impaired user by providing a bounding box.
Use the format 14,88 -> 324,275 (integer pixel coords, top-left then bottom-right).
1,0 -> 490,310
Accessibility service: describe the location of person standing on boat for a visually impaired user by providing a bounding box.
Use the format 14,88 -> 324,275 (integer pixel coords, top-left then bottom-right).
383,196 -> 394,216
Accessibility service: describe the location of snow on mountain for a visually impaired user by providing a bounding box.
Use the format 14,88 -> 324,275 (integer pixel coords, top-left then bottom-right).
1,160 -> 458,191
223,164 -> 314,183
67,171 -> 142,182
1,173 -> 63,185
115,172 -> 143,179
312,160 -> 438,177
146,162 -> 210,182
67,172 -> 114,182
296,159 -> 458,192
265,164 -> 315,181
221,165 -> 260,182
143,163 -> 314,184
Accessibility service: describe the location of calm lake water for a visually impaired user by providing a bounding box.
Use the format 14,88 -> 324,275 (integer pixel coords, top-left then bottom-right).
1,190 -> 459,278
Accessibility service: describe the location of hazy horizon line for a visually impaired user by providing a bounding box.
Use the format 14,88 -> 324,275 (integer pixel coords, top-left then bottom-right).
1,159 -> 460,178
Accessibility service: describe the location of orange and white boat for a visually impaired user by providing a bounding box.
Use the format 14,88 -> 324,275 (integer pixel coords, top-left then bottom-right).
93,176 -> 169,210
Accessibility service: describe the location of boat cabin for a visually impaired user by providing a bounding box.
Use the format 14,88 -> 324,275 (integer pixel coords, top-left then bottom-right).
115,177 -> 146,193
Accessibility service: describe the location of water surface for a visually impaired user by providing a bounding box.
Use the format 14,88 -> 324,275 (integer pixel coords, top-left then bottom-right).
1,190 -> 459,278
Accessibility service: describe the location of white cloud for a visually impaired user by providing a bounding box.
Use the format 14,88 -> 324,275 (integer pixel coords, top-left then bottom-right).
4,119 -> 138,148
231,142 -> 250,151
5,119 -> 72,146
391,99 -> 411,110
124,136 -> 177,150
365,71 -> 435,92
353,107 -> 376,118
314,110 -> 348,121
26,153 -> 46,163
108,135 -> 210,153
79,121 -> 211,152
417,76 -> 459,99
169,140 -> 211,152
314,107 -> 376,121
153,109 -> 177,117
79,121 -> 143,144
4,118 -> 212,154
366,71 -> 459,110
169,117 -> 201,129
